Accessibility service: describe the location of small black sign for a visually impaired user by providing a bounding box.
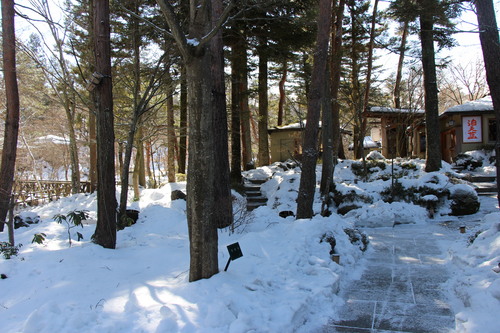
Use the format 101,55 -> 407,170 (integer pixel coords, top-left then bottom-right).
227,242 -> 243,260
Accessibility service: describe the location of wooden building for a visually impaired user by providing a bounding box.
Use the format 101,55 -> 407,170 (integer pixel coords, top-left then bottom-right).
439,96 -> 496,163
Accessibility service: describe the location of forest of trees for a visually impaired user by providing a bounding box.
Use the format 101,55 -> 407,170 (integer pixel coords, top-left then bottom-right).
1,0 -> 499,281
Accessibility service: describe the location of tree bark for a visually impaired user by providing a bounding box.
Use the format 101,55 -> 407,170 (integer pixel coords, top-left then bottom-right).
239,43 -> 252,170
230,39 -> 244,185
178,66 -> 187,174
156,0 -> 234,281
394,21 -> 409,109
475,0 -> 500,208
420,4 -> 442,172
257,38 -> 270,167
92,0 -> 117,249
211,0 -> 232,229
296,0 -> 333,219
277,62 -> 287,126
166,69 -> 176,183
331,0 -> 346,163
0,0 -> 20,232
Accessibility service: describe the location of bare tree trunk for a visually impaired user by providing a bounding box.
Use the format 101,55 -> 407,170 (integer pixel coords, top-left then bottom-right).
166,70 -> 176,183
211,0 -> 232,229
320,63 -> 333,204
257,38 -> 270,167
230,39 -> 244,185
420,5 -> 442,172
394,21 -> 409,109
89,109 -> 98,192
296,0 -> 333,219
475,0 -> 500,208
240,45 -> 252,169
156,0 -> 234,281
331,0 -> 346,162
178,66 -> 187,175
0,0 -> 20,232
92,0 -> 116,249
277,62 -> 287,126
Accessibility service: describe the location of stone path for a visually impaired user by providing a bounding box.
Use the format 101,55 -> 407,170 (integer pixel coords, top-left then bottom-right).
323,224 -> 457,333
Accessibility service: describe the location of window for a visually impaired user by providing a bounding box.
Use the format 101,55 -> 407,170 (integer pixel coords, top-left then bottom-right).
488,119 -> 497,142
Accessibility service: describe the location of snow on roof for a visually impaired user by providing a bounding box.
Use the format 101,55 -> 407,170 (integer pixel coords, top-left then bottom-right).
443,96 -> 493,114
369,106 -> 424,114
269,121 -> 351,134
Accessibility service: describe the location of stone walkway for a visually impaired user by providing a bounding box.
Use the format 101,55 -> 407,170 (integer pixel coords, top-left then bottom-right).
323,224 -> 457,333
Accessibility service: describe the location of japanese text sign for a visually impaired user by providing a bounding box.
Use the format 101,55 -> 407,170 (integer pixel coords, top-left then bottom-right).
462,116 -> 482,143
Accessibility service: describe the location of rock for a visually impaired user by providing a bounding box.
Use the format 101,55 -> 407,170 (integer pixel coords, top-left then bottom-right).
450,187 -> 480,216
337,204 -> 361,215
171,190 -> 186,201
14,212 -> 41,229
279,210 -> 295,218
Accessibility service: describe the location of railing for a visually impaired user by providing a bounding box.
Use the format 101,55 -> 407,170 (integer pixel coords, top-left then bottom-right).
13,180 -> 92,207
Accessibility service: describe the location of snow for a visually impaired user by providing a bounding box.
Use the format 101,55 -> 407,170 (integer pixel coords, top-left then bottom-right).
35,135 -> 70,145
443,96 -> 493,113
1,156 -> 499,332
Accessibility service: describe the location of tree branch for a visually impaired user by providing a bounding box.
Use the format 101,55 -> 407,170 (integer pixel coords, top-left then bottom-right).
155,0 -> 189,59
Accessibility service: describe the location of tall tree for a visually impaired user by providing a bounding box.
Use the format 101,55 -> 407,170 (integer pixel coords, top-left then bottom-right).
92,0 -> 117,249
257,37 -> 270,166
474,0 -> 500,207
0,0 -> 20,232
296,0 -> 333,219
419,0 -> 442,171
390,0 -> 461,171
156,0 -> 233,281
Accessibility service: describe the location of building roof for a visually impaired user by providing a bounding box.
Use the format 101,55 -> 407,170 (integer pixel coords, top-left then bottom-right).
365,106 -> 425,117
441,96 -> 493,115
268,121 -> 352,134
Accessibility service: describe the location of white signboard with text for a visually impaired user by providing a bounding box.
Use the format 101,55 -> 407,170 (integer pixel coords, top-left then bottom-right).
462,116 -> 482,143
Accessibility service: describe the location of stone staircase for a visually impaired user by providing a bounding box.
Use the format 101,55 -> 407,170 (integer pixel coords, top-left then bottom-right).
243,177 -> 269,211
467,174 -> 497,196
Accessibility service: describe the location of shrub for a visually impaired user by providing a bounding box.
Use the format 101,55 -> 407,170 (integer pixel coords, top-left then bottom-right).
344,228 -> 369,252
0,242 -> 22,259
53,210 -> 89,247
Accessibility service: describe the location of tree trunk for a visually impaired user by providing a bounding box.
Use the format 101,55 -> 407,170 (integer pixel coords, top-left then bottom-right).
320,63 -> 333,204
230,41 -> 244,185
92,0 -> 116,249
331,0 -> 346,163
420,7 -> 442,172
240,44 -> 252,170
211,0 -> 232,229
178,66 -> 187,174
394,21 -> 409,109
475,0 -> 500,207
277,62 -> 287,126
166,70 -> 176,183
257,39 -> 270,167
296,0 -> 333,219
89,108 -> 98,192
0,0 -> 20,232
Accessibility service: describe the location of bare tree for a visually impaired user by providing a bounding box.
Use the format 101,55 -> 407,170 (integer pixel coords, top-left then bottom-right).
91,0 -> 116,249
156,0 -> 233,281
0,0 -> 20,232
296,0 -> 333,219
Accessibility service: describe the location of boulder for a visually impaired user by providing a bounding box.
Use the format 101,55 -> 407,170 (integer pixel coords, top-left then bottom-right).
450,185 -> 480,216
171,190 -> 186,201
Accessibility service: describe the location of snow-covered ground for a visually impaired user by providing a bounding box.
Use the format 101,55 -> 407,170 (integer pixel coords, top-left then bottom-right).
1,153 -> 498,333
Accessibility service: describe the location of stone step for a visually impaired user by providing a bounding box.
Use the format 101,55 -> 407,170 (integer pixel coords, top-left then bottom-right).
245,178 -> 268,185
471,176 -> 496,182
247,201 -> 266,211
247,196 -> 268,204
245,191 -> 262,197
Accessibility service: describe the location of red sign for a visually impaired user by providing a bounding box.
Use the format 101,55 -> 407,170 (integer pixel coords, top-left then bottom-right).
462,116 -> 482,143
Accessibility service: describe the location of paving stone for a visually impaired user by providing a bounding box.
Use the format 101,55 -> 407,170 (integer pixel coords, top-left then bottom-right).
323,224 -> 457,333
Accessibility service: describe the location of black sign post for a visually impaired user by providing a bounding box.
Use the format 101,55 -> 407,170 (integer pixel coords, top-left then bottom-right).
224,242 -> 243,271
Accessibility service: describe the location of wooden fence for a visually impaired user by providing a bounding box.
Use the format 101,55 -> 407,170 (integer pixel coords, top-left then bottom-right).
13,180 -> 92,207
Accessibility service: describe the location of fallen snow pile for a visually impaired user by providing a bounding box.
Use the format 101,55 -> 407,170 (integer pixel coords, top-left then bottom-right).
447,212 -> 500,333
0,182 -> 364,333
